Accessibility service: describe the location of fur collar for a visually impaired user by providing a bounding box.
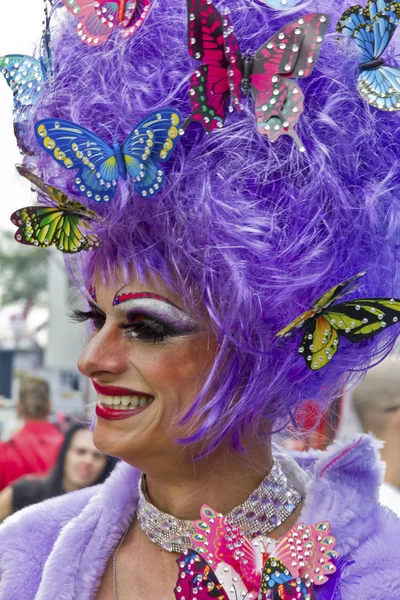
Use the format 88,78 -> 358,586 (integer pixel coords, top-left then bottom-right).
1,434 -> 399,599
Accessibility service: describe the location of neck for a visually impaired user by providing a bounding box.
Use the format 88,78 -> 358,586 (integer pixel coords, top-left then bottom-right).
62,476 -> 81,493
143,438 -> 273,521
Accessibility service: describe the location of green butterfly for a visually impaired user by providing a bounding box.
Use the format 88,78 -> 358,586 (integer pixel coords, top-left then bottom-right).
277,272 -> 400,371
11,166 -> 101,254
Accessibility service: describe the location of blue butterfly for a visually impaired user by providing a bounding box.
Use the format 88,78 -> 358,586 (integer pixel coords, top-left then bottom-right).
0,1 -> 53,152
257,0 -> 301,9
34,109 -> 183,202
336,0 -> 400,111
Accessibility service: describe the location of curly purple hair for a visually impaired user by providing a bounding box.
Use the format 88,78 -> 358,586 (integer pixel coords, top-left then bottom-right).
23,0 -> 400,452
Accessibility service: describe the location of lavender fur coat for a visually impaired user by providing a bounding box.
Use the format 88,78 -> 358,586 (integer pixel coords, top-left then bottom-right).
0,434 -> 399,599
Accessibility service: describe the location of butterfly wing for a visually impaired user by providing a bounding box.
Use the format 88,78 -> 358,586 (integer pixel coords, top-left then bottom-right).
325,298 -> 400,342
175,550 -> 229,600
311,271 -> 366,311
0,55 -> 46,122
251,14 -> 329,147
336,1 -> 400,59
222,10 -> 244,111
271,522 -> 337,586
121,0 -> 151,39
16,164 -> 69,205
122,109 -> 182,197
358,65 -> 400,110
261,558 -> 294,597
336,4 -> 375,62
35,118 -> 118,202
185,0 -> 231,132
11,206 -> 100,253
298,316 -> 340,371
276,309 -> 318,341
267,580 -> 316,600
368,0 -> 400,59
63,0 -> 116,45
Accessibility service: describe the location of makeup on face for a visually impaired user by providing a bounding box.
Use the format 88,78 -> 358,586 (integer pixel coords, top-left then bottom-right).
112,290 -> 198,342
93,381 -> 156,420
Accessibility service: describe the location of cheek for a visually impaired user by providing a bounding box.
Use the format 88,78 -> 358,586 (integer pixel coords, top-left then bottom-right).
138,336 -> 216,402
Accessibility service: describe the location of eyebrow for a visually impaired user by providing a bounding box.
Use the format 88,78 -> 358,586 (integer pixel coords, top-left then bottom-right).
113,291 -> 180,309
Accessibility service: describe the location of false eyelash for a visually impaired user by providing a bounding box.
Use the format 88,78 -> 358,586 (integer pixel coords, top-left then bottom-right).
69,308 -> 105,324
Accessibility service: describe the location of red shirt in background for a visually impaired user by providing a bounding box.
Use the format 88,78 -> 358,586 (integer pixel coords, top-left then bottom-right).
0,421 -> 64,491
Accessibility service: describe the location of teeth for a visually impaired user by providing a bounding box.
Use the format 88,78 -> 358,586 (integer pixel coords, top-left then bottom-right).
98,394 -> 154,410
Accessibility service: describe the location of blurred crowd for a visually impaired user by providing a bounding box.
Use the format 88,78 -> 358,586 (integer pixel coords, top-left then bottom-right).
1,357 -> 400,523
0,376 -> 117,522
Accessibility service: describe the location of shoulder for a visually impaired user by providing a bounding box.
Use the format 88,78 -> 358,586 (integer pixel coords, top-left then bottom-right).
284,435 -> 400,598
0,485 -> 98,599
0,483 -> 97,563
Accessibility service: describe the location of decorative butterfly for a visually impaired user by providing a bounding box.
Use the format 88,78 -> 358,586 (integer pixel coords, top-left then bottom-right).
257,0 -> 302,9
184,0 -> 329,150
34,109 -> 182,202
0,1 -> 53,153
11,165 -> 101,253
277,271 -> 400,371
336,0 -> 400,111
63,0 -> 151,46
175,506 -> 337,600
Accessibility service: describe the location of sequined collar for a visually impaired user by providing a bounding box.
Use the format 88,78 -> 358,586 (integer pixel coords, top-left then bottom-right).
136,459 -> 302,553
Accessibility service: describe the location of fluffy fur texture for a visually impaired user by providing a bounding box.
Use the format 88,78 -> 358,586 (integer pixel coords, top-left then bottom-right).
22,0 -> 400,451
1,435 -> 399,599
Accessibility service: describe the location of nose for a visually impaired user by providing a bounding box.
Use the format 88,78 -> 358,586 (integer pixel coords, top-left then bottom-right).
78,322 -> 130,379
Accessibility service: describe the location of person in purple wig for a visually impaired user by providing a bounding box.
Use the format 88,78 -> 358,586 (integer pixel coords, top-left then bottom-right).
1,0 -> 400,598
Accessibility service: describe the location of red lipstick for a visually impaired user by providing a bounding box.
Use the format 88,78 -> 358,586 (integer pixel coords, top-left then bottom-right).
95,402 -> 150,421
92,381 -> 154,398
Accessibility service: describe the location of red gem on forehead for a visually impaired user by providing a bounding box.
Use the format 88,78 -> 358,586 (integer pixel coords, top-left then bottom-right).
88,285 -> 97,301
113,292 -> 173,306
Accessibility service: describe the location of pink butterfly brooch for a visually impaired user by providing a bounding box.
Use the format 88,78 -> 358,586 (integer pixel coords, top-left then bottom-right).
175,506 -> 338,600
184,0 -> 330,151
63,0 -> 151,46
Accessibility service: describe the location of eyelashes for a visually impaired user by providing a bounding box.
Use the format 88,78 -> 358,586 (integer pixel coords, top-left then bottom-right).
70,308 -> 197,343
70,308 -> 105,331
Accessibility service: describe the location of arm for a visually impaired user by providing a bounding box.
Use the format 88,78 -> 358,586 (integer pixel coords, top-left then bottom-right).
0,486 -> 13,522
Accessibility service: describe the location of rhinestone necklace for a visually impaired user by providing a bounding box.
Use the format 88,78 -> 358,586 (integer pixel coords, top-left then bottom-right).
136,459 -> 302,554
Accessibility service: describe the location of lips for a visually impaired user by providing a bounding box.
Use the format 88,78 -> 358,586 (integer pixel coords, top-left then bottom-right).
95,402 -> 151,421
92,381 -> 154,398
93,381 -> 155,421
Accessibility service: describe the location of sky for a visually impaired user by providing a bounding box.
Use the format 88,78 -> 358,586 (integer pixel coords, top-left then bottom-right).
0,0 -> 44,231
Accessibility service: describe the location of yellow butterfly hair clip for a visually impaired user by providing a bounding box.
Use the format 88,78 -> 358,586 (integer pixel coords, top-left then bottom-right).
11,166 -> 101,254
277,272 -> 400,371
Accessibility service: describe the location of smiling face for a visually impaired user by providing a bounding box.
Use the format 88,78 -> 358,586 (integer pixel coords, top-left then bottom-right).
77,272 -> 218,469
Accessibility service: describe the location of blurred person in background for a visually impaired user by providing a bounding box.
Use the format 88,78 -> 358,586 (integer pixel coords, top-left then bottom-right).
352,355 -> 400,516
0,423 -> 117,521
0,376 -> 64,491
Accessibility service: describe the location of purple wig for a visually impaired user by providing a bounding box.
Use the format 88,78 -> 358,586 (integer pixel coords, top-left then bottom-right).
22,0 -> 400,452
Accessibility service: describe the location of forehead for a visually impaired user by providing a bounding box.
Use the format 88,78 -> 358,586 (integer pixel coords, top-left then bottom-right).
70,429 -> 97,451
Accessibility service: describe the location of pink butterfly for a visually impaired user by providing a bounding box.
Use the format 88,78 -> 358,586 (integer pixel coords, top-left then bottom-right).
185,0 -> 329,150
175,505 -> 338,600
63,0 -> 151,46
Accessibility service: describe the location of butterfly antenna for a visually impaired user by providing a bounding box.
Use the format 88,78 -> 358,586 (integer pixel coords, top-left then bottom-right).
114,118 -> 125,140
98,122 -> 115,141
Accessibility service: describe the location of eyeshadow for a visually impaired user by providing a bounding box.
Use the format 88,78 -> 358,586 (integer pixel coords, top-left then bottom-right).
113,293 -> 198,330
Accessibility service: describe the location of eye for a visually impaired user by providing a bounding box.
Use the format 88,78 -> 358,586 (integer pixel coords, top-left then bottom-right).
119,315 -> 170,343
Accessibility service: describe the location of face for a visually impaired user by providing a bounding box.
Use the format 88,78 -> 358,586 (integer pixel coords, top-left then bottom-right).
77,272 -> 218,469
63,428 -> 108,490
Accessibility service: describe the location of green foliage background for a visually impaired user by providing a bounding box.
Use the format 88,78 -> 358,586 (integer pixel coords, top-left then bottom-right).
0,231 -> 47,307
